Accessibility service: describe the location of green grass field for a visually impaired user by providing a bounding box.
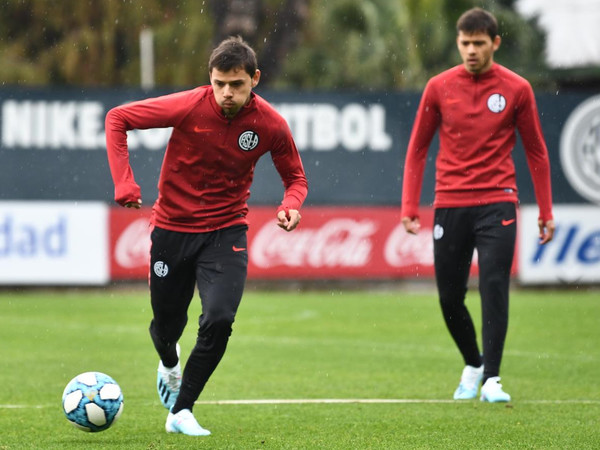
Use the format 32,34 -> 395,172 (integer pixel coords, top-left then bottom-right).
0,286 -> 599,449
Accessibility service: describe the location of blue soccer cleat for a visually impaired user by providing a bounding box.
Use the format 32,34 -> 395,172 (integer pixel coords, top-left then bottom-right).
165,408 -> 211,436
480,376 -> 511,403
157,343 -> 181,410
453,364 -> 484,400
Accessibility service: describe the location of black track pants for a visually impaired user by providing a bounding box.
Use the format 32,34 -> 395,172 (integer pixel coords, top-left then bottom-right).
433,203 -> 516,381
148,225 -> 248,412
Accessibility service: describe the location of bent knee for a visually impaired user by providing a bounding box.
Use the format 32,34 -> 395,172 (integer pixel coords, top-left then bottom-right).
198,312 -> 235,331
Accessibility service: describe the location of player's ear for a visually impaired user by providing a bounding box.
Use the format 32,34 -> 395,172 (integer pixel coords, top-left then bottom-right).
251,69 -> 261,88
493,34 -> 501,51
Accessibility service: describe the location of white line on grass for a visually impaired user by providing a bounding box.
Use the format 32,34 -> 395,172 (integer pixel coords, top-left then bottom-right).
0,405 -> 48,409
198,398 -> 457,405
194,398 -> 600,406
3,398 -> 600,409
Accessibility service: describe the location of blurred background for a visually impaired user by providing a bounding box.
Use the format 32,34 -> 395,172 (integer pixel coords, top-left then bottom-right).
1,0 -> 599,286
2,0 -> 599,89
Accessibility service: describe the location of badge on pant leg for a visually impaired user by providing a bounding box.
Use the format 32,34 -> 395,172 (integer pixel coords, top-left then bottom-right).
154,261 -> 169,277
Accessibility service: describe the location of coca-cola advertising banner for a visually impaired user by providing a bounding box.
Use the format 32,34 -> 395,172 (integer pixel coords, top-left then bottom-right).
110,207 -> 152,280
109,206 -> 444,280
247,206 -> 436,279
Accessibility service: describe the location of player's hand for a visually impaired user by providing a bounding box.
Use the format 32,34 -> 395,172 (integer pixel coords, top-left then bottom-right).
402,216 -> 421,235
124,199 -> 142,209
277,209 -> 301,232
538,219 -> 555,245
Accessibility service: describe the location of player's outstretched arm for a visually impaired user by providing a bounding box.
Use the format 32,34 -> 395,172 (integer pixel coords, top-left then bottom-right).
277,209 -> 301,232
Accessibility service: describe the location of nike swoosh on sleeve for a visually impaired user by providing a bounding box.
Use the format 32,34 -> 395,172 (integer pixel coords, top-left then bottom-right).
193,126 -> 213,133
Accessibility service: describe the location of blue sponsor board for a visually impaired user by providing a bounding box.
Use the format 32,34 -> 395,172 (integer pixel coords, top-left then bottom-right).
519,205 -> 600,284
0,214 -> 67,257
0,201 -> 108,285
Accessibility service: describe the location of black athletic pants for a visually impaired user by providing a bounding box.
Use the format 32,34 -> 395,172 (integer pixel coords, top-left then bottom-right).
148,225 -> 248,413
433,202 -> 516,382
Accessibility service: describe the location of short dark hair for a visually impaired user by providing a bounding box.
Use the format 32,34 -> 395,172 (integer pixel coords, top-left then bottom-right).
456,7 -> 498,40
208,36 -> 258,77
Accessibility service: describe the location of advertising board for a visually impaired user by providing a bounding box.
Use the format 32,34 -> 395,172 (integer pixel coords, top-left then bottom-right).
2,88 -> 598,209
519,205 -> 600,284
108,206 -> 490,280
2,89 -> 599,285
110,207 -> 152,280
0,201 -> 108,285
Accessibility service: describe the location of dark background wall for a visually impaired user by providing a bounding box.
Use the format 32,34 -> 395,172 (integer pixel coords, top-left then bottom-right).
0,87 -> 594,207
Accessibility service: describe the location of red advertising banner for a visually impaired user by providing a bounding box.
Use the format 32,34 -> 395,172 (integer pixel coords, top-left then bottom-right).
109,207 -> 152,280
108,206 -> 436,280
109,206 -> 517,280
246,206 -> 435,279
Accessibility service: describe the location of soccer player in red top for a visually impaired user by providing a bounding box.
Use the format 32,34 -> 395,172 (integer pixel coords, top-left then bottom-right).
105,36 -> 307,435
401,8 -> 554,403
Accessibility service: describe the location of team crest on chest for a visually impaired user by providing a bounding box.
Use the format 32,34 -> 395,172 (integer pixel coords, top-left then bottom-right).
238,130 -> 259,151
487,93 -> 506,113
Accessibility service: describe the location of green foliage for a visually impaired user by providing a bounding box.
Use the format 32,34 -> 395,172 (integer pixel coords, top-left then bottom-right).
277,0 -> 397,89
150,3 -> 214,87
0,287 -> 599,448
275,0 -> 552,90
0,0 -> 551,89
490,5 -> 551,87
0,0 -> 213,87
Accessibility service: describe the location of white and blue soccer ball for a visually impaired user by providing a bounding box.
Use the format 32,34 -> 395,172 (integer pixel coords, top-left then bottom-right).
62,372 -> 124,432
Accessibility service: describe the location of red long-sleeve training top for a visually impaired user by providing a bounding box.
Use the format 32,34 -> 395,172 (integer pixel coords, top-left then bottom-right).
105,86 -> 308,232
401,63 -> 553,221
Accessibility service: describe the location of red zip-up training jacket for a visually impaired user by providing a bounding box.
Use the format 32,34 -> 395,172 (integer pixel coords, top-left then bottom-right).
401,63 -> 553,221
105,86 -> 308,232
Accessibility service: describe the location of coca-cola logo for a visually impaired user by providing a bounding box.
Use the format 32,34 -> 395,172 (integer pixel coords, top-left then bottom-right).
251,218 -> 376,268
114,218 -> 151,269
384,224 -> 434,267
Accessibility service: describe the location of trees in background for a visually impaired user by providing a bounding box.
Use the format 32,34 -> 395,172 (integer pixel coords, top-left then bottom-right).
277,0 -> 549,89
0,0 -> 215,86
0,0 -> 549,89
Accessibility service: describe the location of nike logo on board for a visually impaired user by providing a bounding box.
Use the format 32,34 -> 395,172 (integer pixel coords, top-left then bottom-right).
501,219 -> 516,226
232,245 -> 246,252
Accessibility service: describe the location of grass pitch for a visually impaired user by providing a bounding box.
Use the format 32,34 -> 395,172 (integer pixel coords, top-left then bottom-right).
0,286 -> 598,449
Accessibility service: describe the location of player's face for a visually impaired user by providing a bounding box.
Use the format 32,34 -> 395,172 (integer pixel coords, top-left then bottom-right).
210,67 -> 261,118
456,31 -> 501,74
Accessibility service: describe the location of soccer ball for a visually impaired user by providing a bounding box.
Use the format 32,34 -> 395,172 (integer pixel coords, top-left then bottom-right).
62,372 -> 124,432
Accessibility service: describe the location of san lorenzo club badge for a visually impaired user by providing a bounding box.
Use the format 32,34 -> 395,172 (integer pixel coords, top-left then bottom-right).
238,130 -> 259,151
153,261 -> 169,277
487,93 -> 506,113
